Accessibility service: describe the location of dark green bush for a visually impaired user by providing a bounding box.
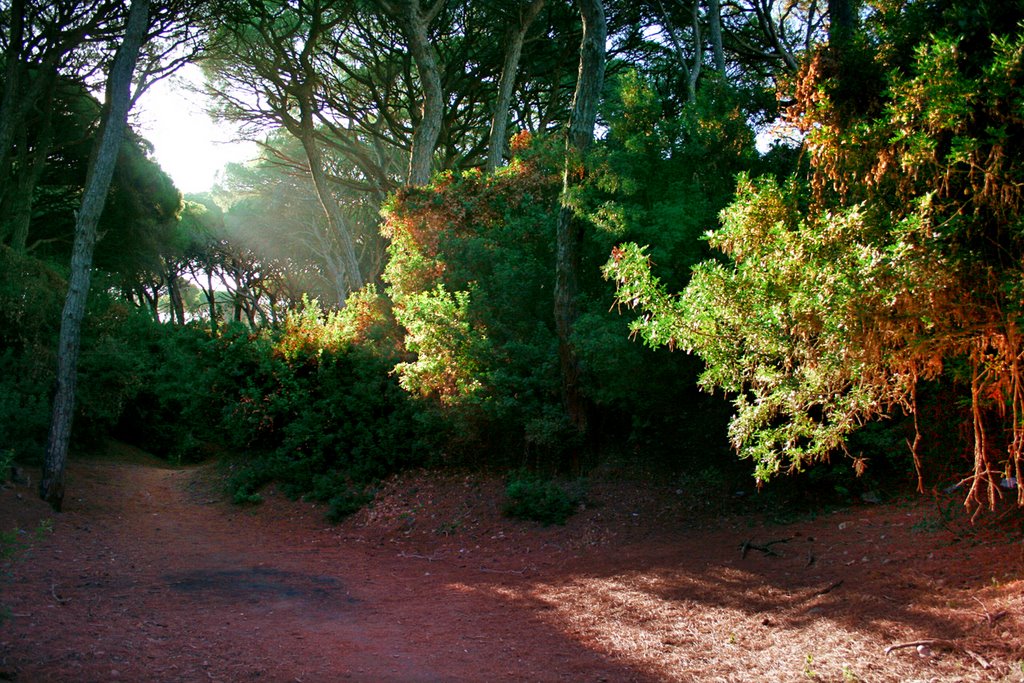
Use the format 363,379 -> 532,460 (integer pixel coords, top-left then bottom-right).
0,248 -> 62,463
0,250 -> 158,462
214,299 -> 434,519
503,471 -> 585,525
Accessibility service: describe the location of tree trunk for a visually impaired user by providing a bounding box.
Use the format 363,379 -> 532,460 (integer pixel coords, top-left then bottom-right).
654,0 -> 696,103
487,0 -> 545,173
686,0 -> 703,102
0,0 -> 25,178
206,269 -> 218,334
826,0 -> 860,117
40,0 -> 150,511
827,0 -> 856,53
297,90 -> 365,296
554,0 -> 606,442
383,0 -> 445,185
166,263 -> 185,325
708,0 -> 725,75
4,77 -> 55,251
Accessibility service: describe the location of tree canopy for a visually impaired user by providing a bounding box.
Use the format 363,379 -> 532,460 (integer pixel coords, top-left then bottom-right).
3,0 -> 1022,517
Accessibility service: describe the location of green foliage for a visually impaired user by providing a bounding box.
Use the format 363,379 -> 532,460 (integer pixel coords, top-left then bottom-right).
1,227 -> 428,519
606,177 -> 948,481
73,290 -> 150,446
0,249 -> 159,461
0,248 -> 62,461
213,295 -> 432,518
381,85 -> 757,468
382,147 -> 570,461
392,285 -> 486,403
503,471 -> 585,526
115,318 -> 238,461
606,4 -> 1024,509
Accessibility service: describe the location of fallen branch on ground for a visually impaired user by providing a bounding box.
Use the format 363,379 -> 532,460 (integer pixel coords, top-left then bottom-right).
398,551 -> 445,562
740,538 -> 791,558
884,639 -> 992,669
478,566 -> 528,575
972,596 -> 1008,627
811,580 -> 843,596
884,639 -> 953,654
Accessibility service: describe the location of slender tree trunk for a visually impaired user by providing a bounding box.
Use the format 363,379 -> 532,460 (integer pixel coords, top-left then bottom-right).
708,0 -> 725,75
0,0 -> 25,178
206,269 -> 218,334
297,91 -> 364,296
654,0 -> 695,103
407,34 -> 442,185
40,0 -> 150,511
826,0 -> 860,117
0,63 -> 57,250
554,0 -> 606,442
166,264 -> 185,325
139,284 -> 160,320
686,0 -> 702,101
7,78 -> 55,251
487,0 -> 545,173
381,0 -> 445,185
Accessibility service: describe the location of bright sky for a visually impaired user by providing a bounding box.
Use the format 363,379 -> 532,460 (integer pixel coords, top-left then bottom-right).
134,63 -> 259,195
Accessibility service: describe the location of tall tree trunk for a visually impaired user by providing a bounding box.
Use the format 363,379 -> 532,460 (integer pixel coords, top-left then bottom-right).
7,79 -> 55,251
686,0 -> 703,101
382,0 -> 445,185
206,269 -> 218,334
297,90 -> 364,296
827,0 -> 856,53
406,25 -> 442,185
40,0 -> 150,511
655,0 -> 696,103
708,0 -> 725,75
487,0 -> 545,173
554,0 -> 606,442
166,264 -> 185,325
0,0 -> 25,178
826,0 -> 859,117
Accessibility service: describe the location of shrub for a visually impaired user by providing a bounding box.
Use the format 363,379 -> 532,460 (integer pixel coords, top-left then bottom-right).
219,296 -> 433,520
503,471 -> 585,526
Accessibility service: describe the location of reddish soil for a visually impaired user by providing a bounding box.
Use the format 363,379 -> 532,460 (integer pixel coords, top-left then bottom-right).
2,444 -> 1023,682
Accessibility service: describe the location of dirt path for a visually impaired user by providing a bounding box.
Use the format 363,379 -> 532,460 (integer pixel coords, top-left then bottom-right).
2,448 -> 1023,681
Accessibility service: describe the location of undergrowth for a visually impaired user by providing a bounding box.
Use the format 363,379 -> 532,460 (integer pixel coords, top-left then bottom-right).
503,470 -> 586,526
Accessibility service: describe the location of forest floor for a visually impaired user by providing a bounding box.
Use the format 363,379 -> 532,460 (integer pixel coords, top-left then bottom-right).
1,443 -> 1023,682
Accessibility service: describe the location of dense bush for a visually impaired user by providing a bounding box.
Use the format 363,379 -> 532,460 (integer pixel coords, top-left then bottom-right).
503,470 -> 586,526
0,247 -> 63,462
381,91 -> 755,471
606,3 -> 1024,510
215,296 -> 434,517
0,249 -> 156,462
0,240 -> 433,518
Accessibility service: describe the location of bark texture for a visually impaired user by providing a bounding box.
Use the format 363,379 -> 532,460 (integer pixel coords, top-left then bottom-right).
0,0 -> 26,180
708,0 -> 725,74
380,0 -> 445,185
554,0 -> 606,439
828,0 -> 856,52
486,0 -> 545,173
298,88 -> 365,295
40,0 -> 151,511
